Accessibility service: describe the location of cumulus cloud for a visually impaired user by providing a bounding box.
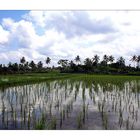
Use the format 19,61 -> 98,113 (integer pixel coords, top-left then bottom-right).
24,11 -> 117,38
0,11 -> 140,66
0,25 -> 9,46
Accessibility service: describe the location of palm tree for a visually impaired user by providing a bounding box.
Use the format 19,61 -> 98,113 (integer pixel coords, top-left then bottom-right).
130,55 -> 137,68
103,55 -> 109,65
20,57 -> 26,64
109,55 -> 114,64
136,55 -> 140,68
69,60 -> 75,67
12,63 -> 19,72
92,55 -> 100,66
24,62 -> 29,71
29,61 -> 36,71
75,55 -> 81,65
37,61 -> 43,70
20,57 -> 26,72
84,58 -> 92,68
46,57 -> 51,67
117,56 -> 125,68
58,59 -> 68,68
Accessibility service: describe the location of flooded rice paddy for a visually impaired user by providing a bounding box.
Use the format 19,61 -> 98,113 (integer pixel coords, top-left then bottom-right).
0,77 -> 140,130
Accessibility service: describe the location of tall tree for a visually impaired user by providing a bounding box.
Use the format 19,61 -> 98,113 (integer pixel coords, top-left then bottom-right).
12,63 -> 19,72
130,55 -> 137,68
29,61 -> 36,71
84,58 -> 92,71
117,56 -> 125,68
58,59 -> 68,68
109,55 -> 114,64
136,55 -> 140,68
46,57 -> 51,67
75,55 -> 81,65
20,57 -> 26,64
103,55 -> 109,66
92,54 -> 100,66
37,61 -> 43,70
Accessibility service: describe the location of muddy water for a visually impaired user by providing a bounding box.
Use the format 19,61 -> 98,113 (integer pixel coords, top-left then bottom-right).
0,79 -> 140,130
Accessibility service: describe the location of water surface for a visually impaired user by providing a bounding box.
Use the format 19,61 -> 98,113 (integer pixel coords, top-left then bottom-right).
0,78 -> 140,130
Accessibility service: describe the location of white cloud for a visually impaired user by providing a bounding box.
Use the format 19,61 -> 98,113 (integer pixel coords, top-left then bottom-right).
0,11 -> 140,66
0,25 -> 9,46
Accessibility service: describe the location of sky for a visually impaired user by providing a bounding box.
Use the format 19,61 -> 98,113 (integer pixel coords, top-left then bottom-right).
0,10 -> 140,66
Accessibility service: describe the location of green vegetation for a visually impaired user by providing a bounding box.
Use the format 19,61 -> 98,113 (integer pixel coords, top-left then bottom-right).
1,72 -> 140,87
0,72 -> 77,87
0,55 -> 140,75
0,73 -> 140,87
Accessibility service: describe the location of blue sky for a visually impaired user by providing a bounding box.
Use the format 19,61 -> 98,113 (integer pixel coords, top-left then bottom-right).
0,10 -> 140,66
0,10 -> 29,22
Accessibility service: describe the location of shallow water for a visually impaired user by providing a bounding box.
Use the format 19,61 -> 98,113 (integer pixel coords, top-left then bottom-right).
0,78 -> 140,130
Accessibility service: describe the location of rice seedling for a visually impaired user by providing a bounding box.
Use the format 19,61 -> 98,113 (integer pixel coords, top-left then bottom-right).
93,95 -> 96,105
132,105 -> 135,119
131,120 -> 135,130
27,109 -> 31,130
98,101 -> 101,112
6,111 -> 8,129
126,117 -> 130,130
49,103 -> 52,117
135,110 -> 138,122
103,112 -> 108,130
48,117 -> 57,130
62,109 -> 65,120
115,101 -> 118,112
86,103 -> 89,119
35,113 -> 46,130
77,112 -> 83,129
14,110 -> 17,129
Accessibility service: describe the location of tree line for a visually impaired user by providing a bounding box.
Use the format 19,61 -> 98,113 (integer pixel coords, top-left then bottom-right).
0,55 -> 140,75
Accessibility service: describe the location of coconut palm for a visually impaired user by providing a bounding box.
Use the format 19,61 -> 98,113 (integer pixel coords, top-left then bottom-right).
84,58 -> 92,67
103,55 -> 109,65
117,56 -> 125,68
37,61 -> 43,69
136,55 -> 140,68
58,59 -> 68,68
130,55 -> 137,68
92,54 -> 100,66
75,55 -> 81,65
29,61 -> 36,71
20,57 -> 26,64
109,55 -> 114,64
46,57 -> 51,67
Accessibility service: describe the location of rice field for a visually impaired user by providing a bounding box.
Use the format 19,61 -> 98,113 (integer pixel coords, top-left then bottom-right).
0,74 -> 140,129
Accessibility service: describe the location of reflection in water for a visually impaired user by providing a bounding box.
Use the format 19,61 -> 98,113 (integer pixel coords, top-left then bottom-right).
0,79 -> 140,130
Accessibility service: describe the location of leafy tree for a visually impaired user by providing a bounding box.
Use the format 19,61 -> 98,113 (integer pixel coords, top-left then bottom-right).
12,63 -> 19,72
84,58 -> 93,71
136,55 -> 140,68
103,55 -> 109,65
46,57 -> 51,67
20,57 -> 26,64
58,59 -> 68,68
92,55 -> 100,66
117,56 -> 125,68
131,55 -> 137,68
29,61 -> 36,71
109,55 -> 114,64
24,62 -> 29,71
37,61 -> 43,69
75,55 -> 81,65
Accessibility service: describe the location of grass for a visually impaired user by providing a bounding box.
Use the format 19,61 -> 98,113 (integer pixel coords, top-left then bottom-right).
0,72 -> 140,88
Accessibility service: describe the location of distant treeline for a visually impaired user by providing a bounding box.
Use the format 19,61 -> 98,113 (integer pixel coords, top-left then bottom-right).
0,55 -> 140,75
